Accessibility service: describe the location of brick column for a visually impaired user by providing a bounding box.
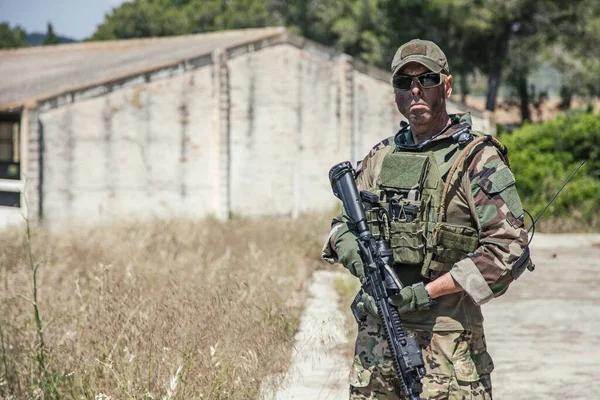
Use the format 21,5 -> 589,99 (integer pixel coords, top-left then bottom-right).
212,48 -> 231,220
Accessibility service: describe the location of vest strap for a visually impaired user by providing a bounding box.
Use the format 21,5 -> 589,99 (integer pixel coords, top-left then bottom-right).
439,135 -> 509,222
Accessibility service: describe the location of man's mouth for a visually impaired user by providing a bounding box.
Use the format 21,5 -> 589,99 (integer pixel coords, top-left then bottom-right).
410,103 -> 428,111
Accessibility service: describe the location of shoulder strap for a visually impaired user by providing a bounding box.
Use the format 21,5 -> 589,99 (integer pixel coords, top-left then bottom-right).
439,135 -> 510,222
430,129 -> 484,180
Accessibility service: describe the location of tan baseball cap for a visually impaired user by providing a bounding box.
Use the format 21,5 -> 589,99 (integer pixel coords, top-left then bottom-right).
391,39 -> 449,76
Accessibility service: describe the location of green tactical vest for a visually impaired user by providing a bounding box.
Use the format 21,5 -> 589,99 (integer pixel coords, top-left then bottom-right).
364,126 -> 484,280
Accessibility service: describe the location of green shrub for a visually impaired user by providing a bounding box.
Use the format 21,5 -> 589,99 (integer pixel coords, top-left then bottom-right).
499,112 -> 600,224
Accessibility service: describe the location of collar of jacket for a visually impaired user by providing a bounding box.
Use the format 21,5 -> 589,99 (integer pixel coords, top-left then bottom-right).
394,113 -> 473,151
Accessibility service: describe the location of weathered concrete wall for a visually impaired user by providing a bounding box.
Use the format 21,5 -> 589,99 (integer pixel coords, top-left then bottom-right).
0,208 -> 21,230
38,65 -> 216,225
229,45 -> 297,216
29,41 -> 490,225
229,45 -> 351,217
353,70 -> 402,160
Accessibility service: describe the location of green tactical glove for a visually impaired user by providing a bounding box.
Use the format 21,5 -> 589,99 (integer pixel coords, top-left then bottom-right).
334,225 -> 365,283
388,282 -> 434,314
356,291 -> 379,319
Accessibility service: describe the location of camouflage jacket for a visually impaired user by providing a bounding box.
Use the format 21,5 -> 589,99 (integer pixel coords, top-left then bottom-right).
323,114 -> 530,332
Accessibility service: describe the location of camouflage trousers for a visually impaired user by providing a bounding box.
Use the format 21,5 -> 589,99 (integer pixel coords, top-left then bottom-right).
349,315 -> 494,400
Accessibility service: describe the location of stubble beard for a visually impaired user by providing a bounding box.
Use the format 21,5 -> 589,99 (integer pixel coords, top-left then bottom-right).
408,96 -> 448,142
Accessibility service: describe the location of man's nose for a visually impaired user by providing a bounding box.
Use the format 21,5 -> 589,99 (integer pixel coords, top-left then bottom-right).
410,81 -> 422,97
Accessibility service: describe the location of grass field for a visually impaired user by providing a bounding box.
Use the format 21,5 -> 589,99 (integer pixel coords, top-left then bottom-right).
0,215 -> 327,399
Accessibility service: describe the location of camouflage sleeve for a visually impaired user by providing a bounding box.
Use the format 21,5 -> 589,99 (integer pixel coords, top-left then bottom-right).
320,137 -> 394,264
449,143 -> 530,306
321,221 -> 343,264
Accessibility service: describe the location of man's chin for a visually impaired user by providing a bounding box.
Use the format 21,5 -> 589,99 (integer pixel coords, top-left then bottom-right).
408,112 -> 431,126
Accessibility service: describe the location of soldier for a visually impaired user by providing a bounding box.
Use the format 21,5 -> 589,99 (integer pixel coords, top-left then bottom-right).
322,39 -> 531,399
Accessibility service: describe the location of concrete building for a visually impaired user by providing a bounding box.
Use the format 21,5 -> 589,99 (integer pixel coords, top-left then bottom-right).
0,27 -> 490,228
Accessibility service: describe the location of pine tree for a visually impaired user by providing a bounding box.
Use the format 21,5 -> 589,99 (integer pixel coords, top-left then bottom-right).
43,23 -> 60,45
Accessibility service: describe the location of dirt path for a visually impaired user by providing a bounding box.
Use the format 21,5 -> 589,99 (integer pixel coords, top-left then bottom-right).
268,234 -> 600,399
485,233 -> 600,399
262,270 -> 351,399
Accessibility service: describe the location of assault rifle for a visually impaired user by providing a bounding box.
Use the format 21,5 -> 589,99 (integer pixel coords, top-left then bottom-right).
329,161 -> 426,400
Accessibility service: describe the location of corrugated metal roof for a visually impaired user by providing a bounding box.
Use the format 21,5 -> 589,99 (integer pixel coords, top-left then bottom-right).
0,27 -> 285,110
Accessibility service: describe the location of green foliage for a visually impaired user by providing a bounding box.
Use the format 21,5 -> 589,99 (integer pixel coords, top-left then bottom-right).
91,0 -> 279,40
92,0 -> 194,39
42,23 -> 60,45
0,22 -> 27,49
91,0 -> 388,63
546,0 -> 600,97
500,112 -> 600,220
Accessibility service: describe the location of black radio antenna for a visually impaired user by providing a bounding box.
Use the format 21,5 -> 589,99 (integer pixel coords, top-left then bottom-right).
528,160 -> 585,233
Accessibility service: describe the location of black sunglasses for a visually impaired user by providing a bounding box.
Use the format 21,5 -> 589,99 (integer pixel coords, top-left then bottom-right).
392,72 -> 446,90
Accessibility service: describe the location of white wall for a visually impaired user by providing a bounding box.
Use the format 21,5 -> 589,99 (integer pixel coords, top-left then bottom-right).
0,204 -> 23,230
229,45 -> 351,216
353,70 -> 403,160
38,65 -> 216,225
31,41 -> 490,225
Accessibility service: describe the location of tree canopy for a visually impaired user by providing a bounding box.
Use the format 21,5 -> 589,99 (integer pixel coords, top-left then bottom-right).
43,23 -> 60,45
0,22 -> 27,48
499,111 -> 600,228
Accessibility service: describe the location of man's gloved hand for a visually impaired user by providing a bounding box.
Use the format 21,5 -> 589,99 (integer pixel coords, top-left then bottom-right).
337,246 -> 365,283
356,291 -> 378,319
388,282 -> 435,314
334,226 -> 365,283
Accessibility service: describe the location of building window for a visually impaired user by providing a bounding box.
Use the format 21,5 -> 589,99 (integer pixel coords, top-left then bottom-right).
0,191 -> 20,207
0,113 -> 20,181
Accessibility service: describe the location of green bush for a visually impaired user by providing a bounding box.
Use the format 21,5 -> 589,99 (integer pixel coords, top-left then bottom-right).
499,112 -> 600,223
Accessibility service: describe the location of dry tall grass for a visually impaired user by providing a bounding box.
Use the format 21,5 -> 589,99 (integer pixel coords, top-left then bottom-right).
0,215 -> 326,399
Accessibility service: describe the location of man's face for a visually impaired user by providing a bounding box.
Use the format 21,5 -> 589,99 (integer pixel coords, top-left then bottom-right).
393,62 -> 452,130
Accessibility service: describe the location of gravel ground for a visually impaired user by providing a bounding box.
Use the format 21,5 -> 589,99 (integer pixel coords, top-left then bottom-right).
485,233 -> 600,399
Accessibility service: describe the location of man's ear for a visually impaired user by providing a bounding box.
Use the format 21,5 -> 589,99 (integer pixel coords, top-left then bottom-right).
445,74 -> 453,99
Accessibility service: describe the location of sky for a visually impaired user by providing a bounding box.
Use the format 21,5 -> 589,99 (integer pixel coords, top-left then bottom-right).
0,0 -> 130,40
